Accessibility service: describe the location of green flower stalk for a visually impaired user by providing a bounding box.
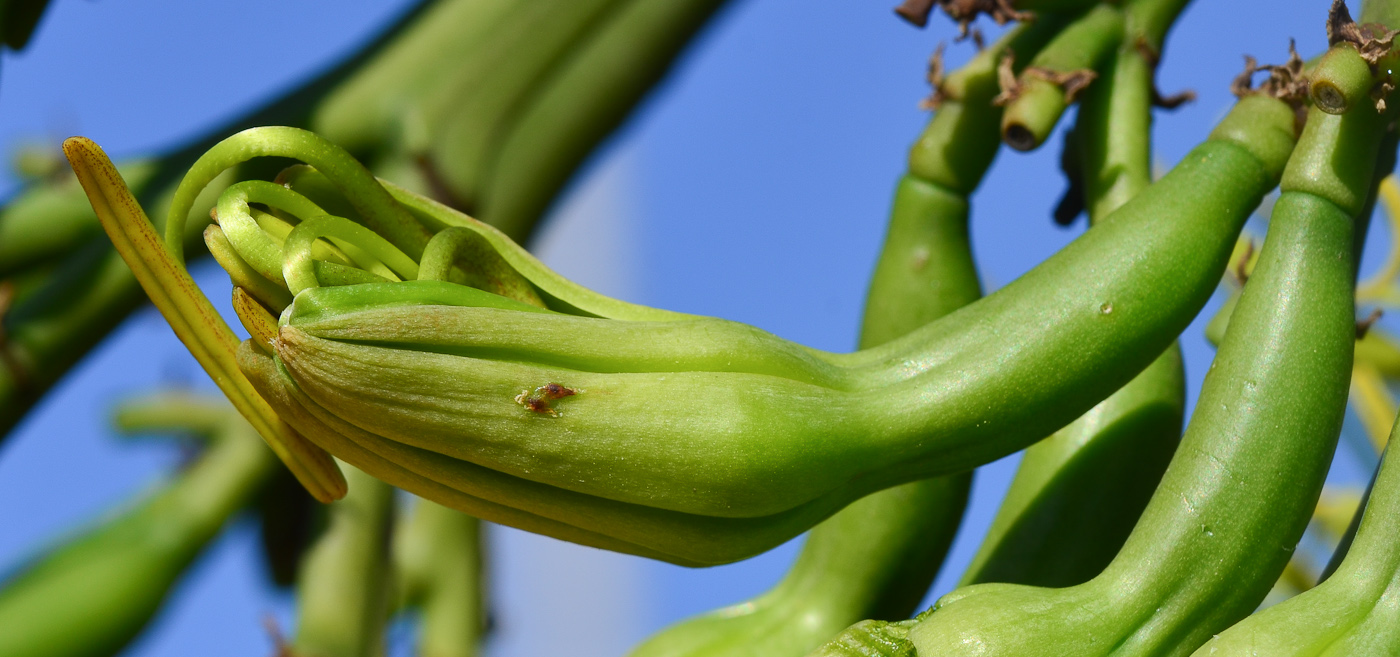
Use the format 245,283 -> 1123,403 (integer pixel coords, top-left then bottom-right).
905,40 -> 1391,657
628,17 -> 1063,654
0,393 -> 274,657
311,0 -> 731,242
392,499 -> 486,657
1190,441 -> 1400,656
962,0 -> 1189,588
997,4 -> 1123,151
286,465 -> 395,657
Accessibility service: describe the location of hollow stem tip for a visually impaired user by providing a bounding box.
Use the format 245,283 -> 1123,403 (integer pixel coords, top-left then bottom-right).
1310,45 -> 1380,114
61,135 -> 347,503
1002,75 -> 1079,151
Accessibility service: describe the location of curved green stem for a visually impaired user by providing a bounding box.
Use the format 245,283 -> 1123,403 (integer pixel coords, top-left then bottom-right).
166,127 -> 431,263
204,225 -> 295,312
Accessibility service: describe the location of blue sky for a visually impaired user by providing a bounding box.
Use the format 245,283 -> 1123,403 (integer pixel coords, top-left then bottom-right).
0,1 -> 1383,656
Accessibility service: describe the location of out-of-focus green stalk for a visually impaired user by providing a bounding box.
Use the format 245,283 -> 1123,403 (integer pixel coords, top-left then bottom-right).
0,395 -> 273,657
394,500 -> 485,657
290,465 -> 395,657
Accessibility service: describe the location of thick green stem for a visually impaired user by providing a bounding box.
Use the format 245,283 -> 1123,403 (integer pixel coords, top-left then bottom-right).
1002,5 -> 1124,151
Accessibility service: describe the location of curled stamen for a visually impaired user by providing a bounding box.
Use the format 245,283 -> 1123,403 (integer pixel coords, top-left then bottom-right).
283,215 -> 419,296
418,227 -> 546,308
214,180 -> 329,284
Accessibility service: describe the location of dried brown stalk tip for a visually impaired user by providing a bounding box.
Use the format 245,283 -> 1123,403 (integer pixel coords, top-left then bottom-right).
1357,308 -> 1384,339
1026,67 -> 1099,103
997,63 -> 1098,107
1328,0 -> 1400,66
1134,38 -> 1196,109
897,0 -> 1031,40
919,43 -> 949,110
1152,88 -> 1197,109
894,0 -> 936,28
992,49 -> 1019,106
1231,41 -> 1309,107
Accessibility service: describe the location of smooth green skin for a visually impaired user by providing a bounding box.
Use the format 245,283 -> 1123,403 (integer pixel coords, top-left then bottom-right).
1191,444 -> 1400,656
0,403 -> 272,657
239,340 -> 707,565
392,500 -> 484,657
960,345 -> 1184,588
908,103 -> 1370,657
243,335 -> 903,565
480,0 -> 730,241
1002,4 -> 1124,151
962,18 -> 1186,589
1123,0 -> 1191,51
1075,41 -> 1152,224
262,97 -> 1293,522
630,12 -> 1066,633
293,464 -> 395,657
311,0 -> 517,155
1211,294 -> 1400,372
426,0 -> 628,210
208,96 -> 1290,566
629,154 -> 986,653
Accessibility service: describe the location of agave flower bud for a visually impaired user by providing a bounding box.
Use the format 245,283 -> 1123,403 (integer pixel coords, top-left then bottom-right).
74,94 -> 1290,564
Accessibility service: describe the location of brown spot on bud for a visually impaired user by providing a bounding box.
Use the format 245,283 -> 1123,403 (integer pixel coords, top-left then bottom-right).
515,383 -> 579,416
